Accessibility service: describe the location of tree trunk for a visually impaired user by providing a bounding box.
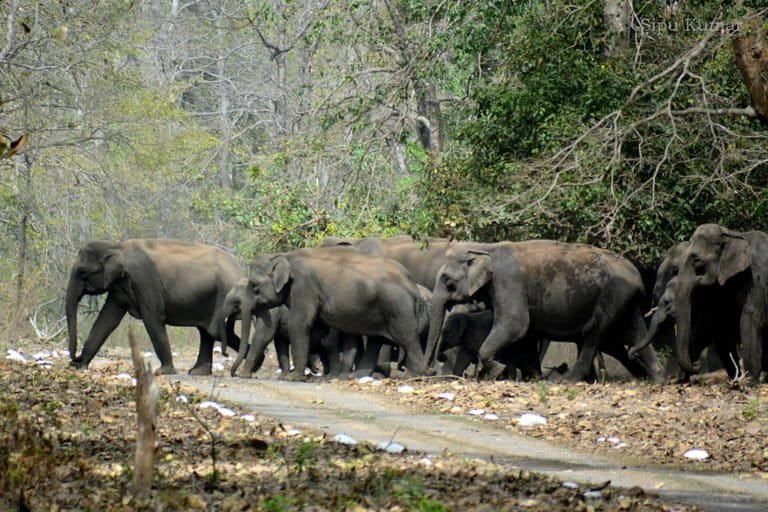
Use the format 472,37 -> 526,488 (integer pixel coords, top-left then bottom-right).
129,326 -> 158,498
13,155 -> 32,330
216,13 -> 232,189
414,79 -> 443,153
733,15 -> 768,123
603,0 -> 631,57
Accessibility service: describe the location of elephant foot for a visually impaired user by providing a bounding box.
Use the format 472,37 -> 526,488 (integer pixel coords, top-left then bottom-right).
157,364 -> 177,375
281,371 -> 308,382
70,359 -> 89,370
187,365 -> 211,376
479,360 -> 506,381
237,370 -> 255,379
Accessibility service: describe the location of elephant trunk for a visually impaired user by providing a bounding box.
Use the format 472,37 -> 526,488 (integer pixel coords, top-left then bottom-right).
65,269 -> 85,361
630,309 -> 666,359
424,288 -> 449,369
230,303 -> 253,377
675,280 -> 699,374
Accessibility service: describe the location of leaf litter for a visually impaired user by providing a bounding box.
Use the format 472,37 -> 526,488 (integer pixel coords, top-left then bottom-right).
0,358 -> 704,511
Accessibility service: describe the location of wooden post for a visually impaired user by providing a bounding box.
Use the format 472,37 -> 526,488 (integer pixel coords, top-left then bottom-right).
128,327 -> 158,498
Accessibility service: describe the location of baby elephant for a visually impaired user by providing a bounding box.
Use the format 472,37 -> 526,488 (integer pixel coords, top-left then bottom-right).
438,309 -> 542,379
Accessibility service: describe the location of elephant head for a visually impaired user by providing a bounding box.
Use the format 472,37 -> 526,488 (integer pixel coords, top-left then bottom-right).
424,245 -> 492,367
652,241 -> 689,304
675,224 -> 751,373
629,276 -> 678,359
65,241 -> 126,362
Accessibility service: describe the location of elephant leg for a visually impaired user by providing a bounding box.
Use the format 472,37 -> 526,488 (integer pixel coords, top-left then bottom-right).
141,315 -> 176,375
389,319 -> 426,376
340,334 -> 362,374
272,334 -> 290,374
477,315 -> 530,381
189,328 -> 216,376
74,294 -> 127,369
319,329 -> 343,377
740,308 -> 762,384
285,319 -> 312,382
350,337 -> 382,378
224,316 -> 241,354
452,346 -> 474,377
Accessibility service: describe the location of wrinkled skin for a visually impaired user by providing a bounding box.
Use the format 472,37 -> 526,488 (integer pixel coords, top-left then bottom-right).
426,241 -> 663,383
245,247 -> 427,380
65,239 -> 242,375
674,224 -> 768,383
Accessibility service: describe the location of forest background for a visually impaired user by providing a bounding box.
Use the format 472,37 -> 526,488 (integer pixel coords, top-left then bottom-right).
2,0 -> 768,339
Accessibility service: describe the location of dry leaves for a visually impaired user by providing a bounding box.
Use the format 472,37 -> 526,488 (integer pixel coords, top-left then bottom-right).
0,359 -> 702,511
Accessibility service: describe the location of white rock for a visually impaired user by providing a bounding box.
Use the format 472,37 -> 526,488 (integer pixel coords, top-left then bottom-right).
684,449 -> 710,460
213,346 -> 222,353
357,376 -> 375,384
377,441 -> 406,454
607,436 -> 621,444
212,362 -> 224,371
418,457 -> 434,467
32,351 -> 51,360
596,436 -> 606,443
143,351 -> 153,358
583,490 -> 602,499
217,407 -> 236,417
50,350 -> 61,359
483,413 -> 499,421
562,482 -> 579,489
397,385 -> 415,393
450,406 -> 463,413
615,442 -> 628,449
175,395 -> 189,404
468,408 -> 485,416
372,380 -> 384,387
286,428 -> 301,436
6,349 -> 27,363
199,401 -> 220,410
437,392 -> 456,401
116,373 -> 133,380
333,434 -> 358,445
240,414 -> 256,422
518,413 -> 547,427
172,352 -> 179,357
35,360 -> 54,368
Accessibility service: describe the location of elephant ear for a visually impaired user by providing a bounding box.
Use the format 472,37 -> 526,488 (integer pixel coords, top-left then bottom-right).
718,232 -> 750,285
102,251 -> 126,288
270,256 -> 292,294
466,250 -> 492,296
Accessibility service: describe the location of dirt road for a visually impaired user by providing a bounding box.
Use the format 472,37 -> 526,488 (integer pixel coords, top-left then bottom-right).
171,374 -> 768,512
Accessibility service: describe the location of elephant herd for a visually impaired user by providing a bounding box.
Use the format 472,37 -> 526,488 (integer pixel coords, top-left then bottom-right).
64,224 -> 768,385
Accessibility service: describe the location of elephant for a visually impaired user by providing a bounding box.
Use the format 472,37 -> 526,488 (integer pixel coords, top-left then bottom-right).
223,279 -> 354,379
425,240 -> 664,383
65,239 -> 243,375
318,235 -> 450,289
238,247 -> 428,380
674,224 -> 768,383
437,309 -> 542,380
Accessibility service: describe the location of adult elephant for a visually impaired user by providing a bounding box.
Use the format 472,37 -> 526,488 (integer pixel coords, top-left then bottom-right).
224,278 -> 354,378
319,236 -> 450,289
242,247 -> 428,380
674,224 -> 767,383
65,239 -> 242,375
425,241 -> 663,382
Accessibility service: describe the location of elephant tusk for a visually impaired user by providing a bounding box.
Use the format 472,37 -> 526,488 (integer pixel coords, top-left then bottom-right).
644,306 -> 659,318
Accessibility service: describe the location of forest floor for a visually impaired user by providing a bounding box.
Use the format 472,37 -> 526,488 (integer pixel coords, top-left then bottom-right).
0,351 -> 711,512
339,372 -> 768,475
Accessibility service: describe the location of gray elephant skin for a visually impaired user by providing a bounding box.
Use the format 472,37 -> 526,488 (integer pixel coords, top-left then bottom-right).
241,247 -> 428,380
425,240 -> 664,382
674,224 -> 768,383
65,239 -> 243,375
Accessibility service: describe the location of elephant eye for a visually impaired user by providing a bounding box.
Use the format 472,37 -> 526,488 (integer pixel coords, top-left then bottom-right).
671,266 -> 678,276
